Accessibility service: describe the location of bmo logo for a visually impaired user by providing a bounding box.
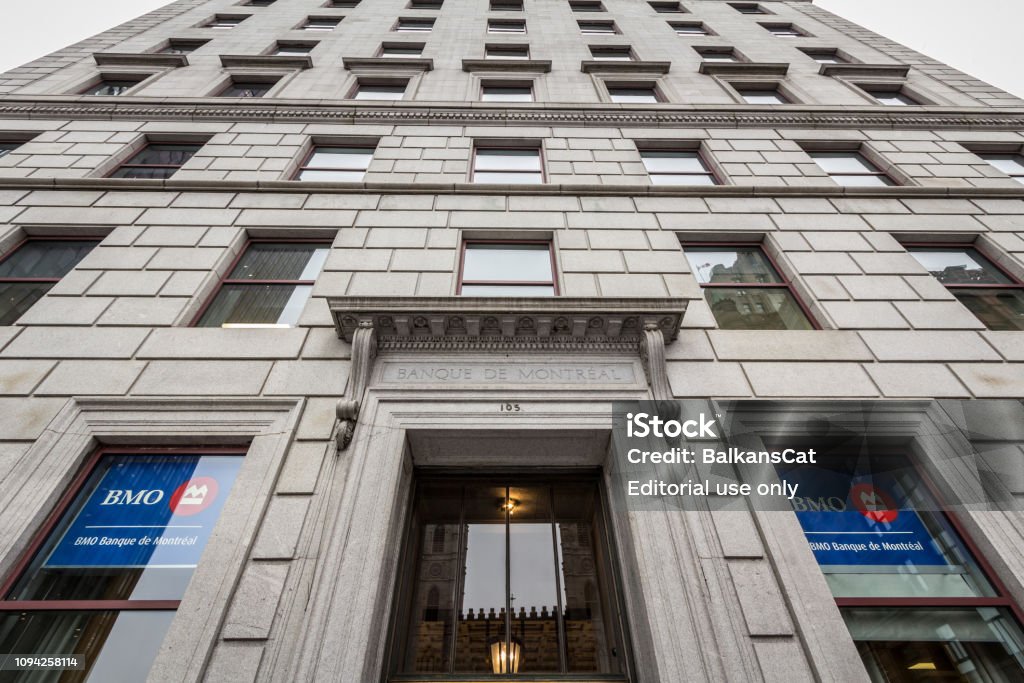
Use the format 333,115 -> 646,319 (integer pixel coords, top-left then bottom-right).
850,483 -> 898,524
98,476 -> 219,516
170,477 -> 219,516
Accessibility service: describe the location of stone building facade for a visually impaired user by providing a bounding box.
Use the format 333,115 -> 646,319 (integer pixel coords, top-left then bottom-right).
0,0 -> 1022,681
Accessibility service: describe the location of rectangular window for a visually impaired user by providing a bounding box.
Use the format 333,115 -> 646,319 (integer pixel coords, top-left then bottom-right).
396,17 -> 435,31
863,87 -> 919,106
485,44 -> 530,59
304,17 -> 341,31
481,83 -> 533,102
274,42 -> 317,55
671,22 -> 708,35
800,48 -> 845,64
327,0 -> 359,7
729,2 -> 765,13
353,81 -> 408,100
196,241 -> 329,327
0,141 -> 25,158
736,86 -> 790,104
649,1 -> 684,12
695,47 -> 737,62
218,79 -> 277,97
808,150 -> 894,187
390,478 -> 627,675
248,0 -> 276,6
590,46 -> 634,61
906,245 -> 1024,330
488,19 -> 526,33
82,77 -> 145,96
764,24 -> 803,37
775,450 -> 1024,682
683,244 -> 815,330
109,143 -> 201,179
0,449 -> 245,682
490,0 -> 524,9
607,83 -> 660,104
381,42 -> 425,57
459,242 -> 556,295
472,146 -> 543,184
578,20 -> 616,34
641,149 -> 717,185
160,39 -> 209,54
411,0 -> 444,7
0,239 -> 99,325
295,145 -> 375,181
978,152 -> 1024,183
206,15 -> 247,29
569,0 -> 605,11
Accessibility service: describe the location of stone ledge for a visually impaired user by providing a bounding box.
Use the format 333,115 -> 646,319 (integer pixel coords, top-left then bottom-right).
818,63 -> 911,79
219,55 -> 313,70
342,57 -> 433,72
581,60 -> 671,75
462,59 -> 552,73
699,62 -> 789,77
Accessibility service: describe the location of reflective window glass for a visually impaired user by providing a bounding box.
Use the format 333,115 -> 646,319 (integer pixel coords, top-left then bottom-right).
482,85 -> 533,102
866,89 -> 918,106
197,242 -> 328,327
684,245 -> 814,329
641,150 -> 717,185
608,86 -> 659,103
83,79 -> 143,96
979,153 -> 1024,181
394,480 -> 626,676
354,83 -> 407,100
396,18 -> 435,31
0,240 -> 99,325
809,151 -> 894,186
473,148 -> 543,183
672,23 -> 708,35
738,88 -> 789,104
110,143 -> 201,179
218,81 -> 275,97
908,247 -> 1024,330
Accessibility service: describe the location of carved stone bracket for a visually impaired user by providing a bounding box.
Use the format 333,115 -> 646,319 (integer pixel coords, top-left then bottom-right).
640,323 -> 673,401
334,321 -> 377,452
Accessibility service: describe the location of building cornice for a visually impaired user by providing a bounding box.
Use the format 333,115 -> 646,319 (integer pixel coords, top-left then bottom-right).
0,97 -> 1022,129
327,296 -> 687,345
1,175 -> 1022,199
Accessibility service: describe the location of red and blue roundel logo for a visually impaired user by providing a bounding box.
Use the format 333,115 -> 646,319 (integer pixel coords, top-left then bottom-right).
850,483 -> 898,524
170,477 -> 219,516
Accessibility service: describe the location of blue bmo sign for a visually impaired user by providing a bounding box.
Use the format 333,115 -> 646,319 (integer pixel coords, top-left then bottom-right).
780,467 -> 949,568
45,455 -> 242,569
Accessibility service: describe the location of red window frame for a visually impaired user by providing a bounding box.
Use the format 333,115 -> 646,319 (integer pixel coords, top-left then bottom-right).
0,446 -> 247,614
903,242 -> 1024,321
190,238 -> 331,327
293,144 -> 376,180
456,239 -> 559,295
470,144 -> 546,183
828,453 -> 1024,625
681,241 -> 820,329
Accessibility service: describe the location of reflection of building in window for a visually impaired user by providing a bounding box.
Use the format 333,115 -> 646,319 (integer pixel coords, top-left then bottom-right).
683,244 -> 815,330
906,245 -> 1024,330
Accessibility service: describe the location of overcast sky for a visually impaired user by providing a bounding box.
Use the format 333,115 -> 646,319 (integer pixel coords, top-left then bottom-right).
0,0 -> 1019,98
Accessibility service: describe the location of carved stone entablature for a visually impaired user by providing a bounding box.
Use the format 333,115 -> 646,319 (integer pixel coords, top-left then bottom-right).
327,296 -> 686,347
327,297 -> 688,450
0,99 -> 1022,130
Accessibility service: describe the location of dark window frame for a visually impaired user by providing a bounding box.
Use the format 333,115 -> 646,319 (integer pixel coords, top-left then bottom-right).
108,142 -> 203,179
456,239 -> 559,295
670,21 -> 711,36
0,236 -> 103,325
395,16 -> 436,31
0,445 -> 248,613
480,80 -> 535,102
384,471 -> 634,680
190,238 -> 332,327
577,19 -> 618,34
682,241 -> 820,330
